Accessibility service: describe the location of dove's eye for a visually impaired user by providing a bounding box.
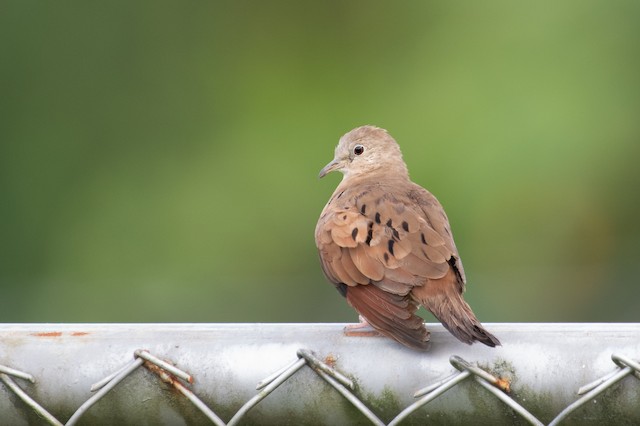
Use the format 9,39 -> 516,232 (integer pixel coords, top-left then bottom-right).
353,145 -> 365,156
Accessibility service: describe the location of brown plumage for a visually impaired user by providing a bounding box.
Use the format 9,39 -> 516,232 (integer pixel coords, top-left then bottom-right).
315,125 -> 500,350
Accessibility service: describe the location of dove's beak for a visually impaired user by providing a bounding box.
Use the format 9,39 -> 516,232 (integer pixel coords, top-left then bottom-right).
319,159 -> 342,178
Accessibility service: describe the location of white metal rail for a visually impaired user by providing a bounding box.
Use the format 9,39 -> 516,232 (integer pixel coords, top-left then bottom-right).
0,323 -> 639,425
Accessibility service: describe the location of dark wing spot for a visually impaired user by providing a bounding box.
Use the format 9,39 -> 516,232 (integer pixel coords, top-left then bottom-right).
365,229 -> 373,246
448,256 -> 464,284
388,239 -> 395,256
392,229 -> 400,240
375,212 -> 381,224
402,221 -> 409,232
383,253 -> 389,263
386,219 -> 393,227
343,215 -> 347,220
421,233 -> 427,245
351,228 -> 358,241
360,204 -> 367,214
336,283 -> 348,298
337,191 -> 344,199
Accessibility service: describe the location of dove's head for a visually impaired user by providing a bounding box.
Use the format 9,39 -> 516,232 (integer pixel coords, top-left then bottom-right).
319,125 -> 409,179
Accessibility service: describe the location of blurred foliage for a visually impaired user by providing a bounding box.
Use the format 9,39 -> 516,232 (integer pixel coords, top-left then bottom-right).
1,1 -> 639,323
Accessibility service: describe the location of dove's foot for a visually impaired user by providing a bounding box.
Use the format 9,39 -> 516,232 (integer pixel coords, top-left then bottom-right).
343,316 -> 381,337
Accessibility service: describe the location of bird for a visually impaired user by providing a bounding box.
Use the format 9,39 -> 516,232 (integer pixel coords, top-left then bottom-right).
315,125 -> 500,351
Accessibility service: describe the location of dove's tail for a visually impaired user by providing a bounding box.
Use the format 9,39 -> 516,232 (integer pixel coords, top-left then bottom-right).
414,269 -> 500,347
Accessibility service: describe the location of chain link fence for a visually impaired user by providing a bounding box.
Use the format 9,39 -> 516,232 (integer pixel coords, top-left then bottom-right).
1,323 -> 639,425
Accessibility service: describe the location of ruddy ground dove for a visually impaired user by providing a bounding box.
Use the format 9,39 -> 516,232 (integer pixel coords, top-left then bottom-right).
315,125 -> 500,350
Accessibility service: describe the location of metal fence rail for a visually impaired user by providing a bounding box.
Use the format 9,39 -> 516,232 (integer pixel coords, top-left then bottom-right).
0,323 -> 638,425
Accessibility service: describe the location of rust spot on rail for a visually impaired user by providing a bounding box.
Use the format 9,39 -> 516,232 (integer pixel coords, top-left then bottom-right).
30,331 -> 90,337
32,332 -> 62,337
142,360 -> 195,397
324,354 -> 337,368
496,377 -> 511,393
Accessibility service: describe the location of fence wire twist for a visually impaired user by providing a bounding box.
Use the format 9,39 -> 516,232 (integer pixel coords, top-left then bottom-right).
1,345 -> 638,425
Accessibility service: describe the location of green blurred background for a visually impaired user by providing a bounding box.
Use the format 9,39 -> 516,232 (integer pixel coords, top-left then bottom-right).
1,1 -> 638,324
